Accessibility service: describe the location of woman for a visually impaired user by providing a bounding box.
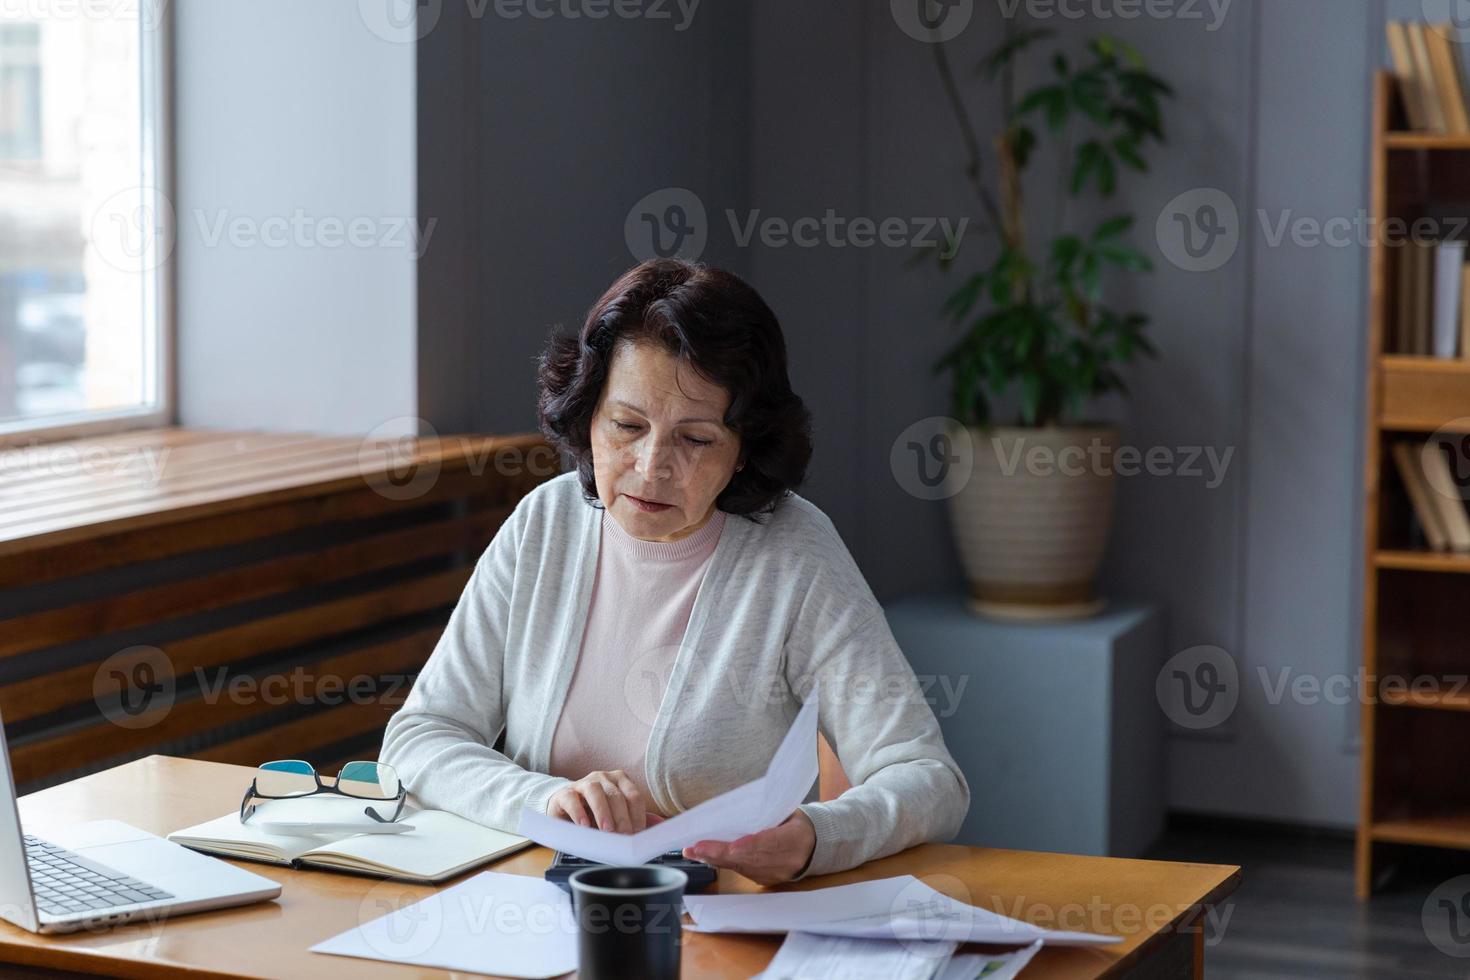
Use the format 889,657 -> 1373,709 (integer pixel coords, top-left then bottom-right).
380,258 -> 969,884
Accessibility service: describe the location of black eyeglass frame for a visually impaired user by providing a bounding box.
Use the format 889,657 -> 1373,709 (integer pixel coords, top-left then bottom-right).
238,761 -> 407,825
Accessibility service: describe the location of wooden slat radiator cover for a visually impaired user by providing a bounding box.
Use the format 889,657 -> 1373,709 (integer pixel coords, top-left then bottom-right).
0,428 -> 558,791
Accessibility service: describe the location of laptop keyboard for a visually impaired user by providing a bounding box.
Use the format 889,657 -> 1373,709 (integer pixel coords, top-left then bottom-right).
23,834 -> 173,917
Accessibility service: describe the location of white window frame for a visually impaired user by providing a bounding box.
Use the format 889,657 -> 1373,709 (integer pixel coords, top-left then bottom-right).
0,6 -> 175,448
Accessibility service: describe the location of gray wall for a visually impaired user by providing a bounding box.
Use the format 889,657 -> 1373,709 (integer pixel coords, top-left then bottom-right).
174,1 -> 418,435
421,0 -> 1389,829
742,0 -> 1383,829
418,1 -> 751,438
1185,0 -> 1372,829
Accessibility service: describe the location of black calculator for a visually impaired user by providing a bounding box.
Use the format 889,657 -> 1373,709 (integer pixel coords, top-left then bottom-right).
544,850 -> 719,894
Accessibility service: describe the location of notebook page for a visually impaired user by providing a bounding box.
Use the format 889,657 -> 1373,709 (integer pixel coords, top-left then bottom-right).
304,809 -> 531,879
166,810 -> 322,863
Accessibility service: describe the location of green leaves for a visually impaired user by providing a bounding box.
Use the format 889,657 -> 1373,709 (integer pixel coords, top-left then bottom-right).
1005,33 -> 1172,197
942,271 -> 987,322
1093,242 -> 1151,272
1069,70 -> 1111,124
1071,140 -> 1116,196
1091,215 -> 1132,241
1112,136 -> 1147,172
1020,373 -> 1045,426
1089,35 -> 1145,68
927,31 -> 1171,428
1011,125 -> 1037,168
1017,84 -> 1070,132
1051,234 -> 1083,275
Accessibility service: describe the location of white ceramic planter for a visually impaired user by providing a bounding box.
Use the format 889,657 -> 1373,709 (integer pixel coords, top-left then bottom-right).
945,425 -> 1119,620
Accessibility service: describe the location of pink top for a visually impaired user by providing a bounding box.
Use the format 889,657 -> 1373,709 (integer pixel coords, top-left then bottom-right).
547,506 -> 727,812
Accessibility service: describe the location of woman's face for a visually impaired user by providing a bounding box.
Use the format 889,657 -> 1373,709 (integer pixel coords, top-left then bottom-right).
591,340 -> 742,543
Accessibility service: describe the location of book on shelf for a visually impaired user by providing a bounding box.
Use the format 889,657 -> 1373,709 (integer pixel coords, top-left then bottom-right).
1388,21 -> 1470,134
1395,238 -> 1414,353
1459,263 -> 1470,357
1408,22 -> 1448,132
1387,21 -> 1431,130
1419,440 -> 1470,551
1392,441 -> 1451,551
1425,25 -> 1470,134
1391,237 -> 1470,357
1416,238 -> 1434,355
1434,240 -> 1467,357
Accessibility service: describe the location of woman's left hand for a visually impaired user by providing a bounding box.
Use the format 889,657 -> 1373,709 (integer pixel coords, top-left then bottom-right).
681,810 -> 816,886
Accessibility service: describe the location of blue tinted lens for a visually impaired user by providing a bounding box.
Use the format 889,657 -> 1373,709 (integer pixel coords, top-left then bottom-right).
338,761 -> 377,782
257,759 -> 317,796
338,761 -> 399,799
262,760 -> 314,774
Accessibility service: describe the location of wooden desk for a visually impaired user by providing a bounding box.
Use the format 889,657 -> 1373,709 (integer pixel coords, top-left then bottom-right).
3,757 -> 1239,979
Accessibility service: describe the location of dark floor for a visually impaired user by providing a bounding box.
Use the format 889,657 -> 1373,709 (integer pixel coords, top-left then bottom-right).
1147,822 -> 1470,979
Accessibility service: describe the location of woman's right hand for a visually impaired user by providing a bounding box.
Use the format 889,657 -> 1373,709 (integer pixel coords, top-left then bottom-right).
546,769 -> 656,833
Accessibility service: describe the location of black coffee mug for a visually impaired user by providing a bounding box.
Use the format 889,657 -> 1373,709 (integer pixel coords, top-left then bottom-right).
568,865 -> 688,980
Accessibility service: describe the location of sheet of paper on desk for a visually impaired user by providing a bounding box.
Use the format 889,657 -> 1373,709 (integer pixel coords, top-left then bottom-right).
684,876 -> 1121,947
759,934 -> 1043,980
936,940 -> 1043,980
309,870 -> 577,979
759,932 -> 960,980
516,682 -> 821,865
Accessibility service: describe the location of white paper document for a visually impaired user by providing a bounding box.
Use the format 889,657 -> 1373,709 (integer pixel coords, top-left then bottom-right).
310,870 -> 578,979
516,683 -> 821,865
760,932 -> 960,980
684,876 -> 1119,947
936,940 -> 1044,980
758,933 -> 1044,980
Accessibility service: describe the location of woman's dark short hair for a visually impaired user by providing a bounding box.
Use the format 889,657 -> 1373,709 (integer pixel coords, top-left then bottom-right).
537,258 -> 813,521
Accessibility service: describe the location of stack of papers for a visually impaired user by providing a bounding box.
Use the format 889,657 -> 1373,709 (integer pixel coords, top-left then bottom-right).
684,876 -> 1120,946
761,934 -> 1043,980
310,870 -> 1112,978
761,933 -> 959,980
934,945 -> 1044,980
517,682 -> 821,863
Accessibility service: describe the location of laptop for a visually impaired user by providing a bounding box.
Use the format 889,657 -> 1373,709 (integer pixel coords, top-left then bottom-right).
0,716 -> 282,934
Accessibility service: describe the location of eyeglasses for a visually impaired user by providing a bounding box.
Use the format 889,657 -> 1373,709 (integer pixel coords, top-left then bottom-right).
239,759 -> 406,825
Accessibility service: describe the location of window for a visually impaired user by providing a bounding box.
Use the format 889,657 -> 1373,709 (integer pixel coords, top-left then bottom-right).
0,25 -> 41,159
0,7 -> 170,442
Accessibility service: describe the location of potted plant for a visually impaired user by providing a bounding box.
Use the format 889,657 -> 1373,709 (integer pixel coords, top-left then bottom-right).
925,27 -> 1173,620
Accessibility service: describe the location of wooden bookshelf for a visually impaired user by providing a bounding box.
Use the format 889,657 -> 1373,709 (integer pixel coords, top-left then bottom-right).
1372,811 -> 1470,849
1374,549 -> 1470,572
1358,71 -> 1470,897
1378,686 -> 1470,711
1385,133 -> 1470,150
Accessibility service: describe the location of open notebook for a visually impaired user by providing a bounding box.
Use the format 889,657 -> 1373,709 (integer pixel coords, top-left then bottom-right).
167,799 -> 532,884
